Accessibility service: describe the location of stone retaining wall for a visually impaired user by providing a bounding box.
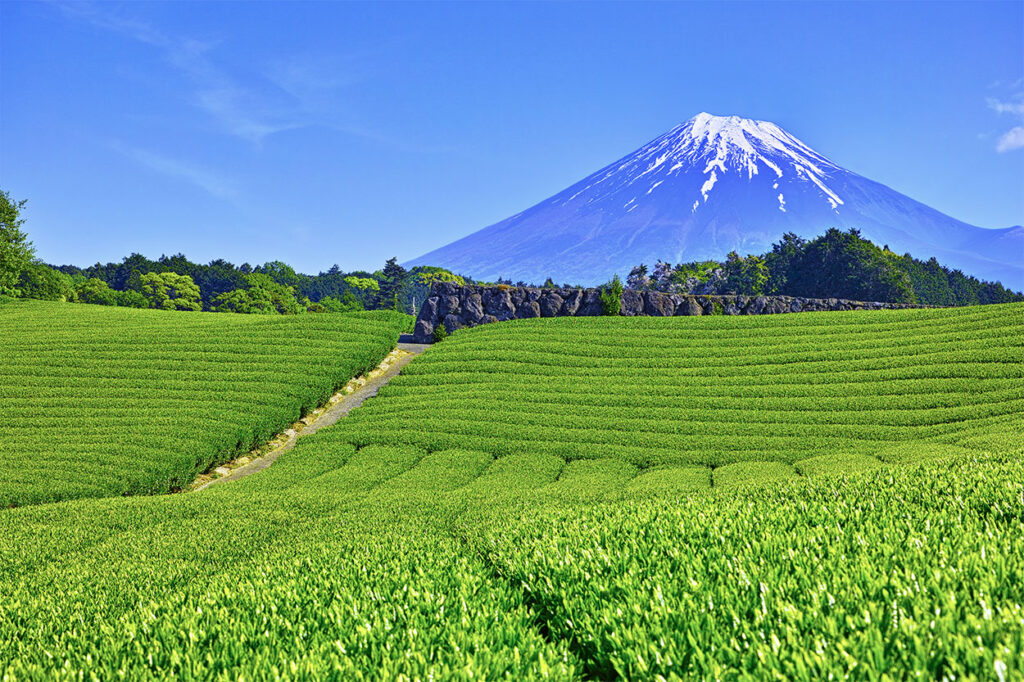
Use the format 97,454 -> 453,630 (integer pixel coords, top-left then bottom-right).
412,282 -> 925,343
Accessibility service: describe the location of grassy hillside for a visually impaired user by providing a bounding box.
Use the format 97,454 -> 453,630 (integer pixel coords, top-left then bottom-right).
335,304 -> 1023,477
1,304 -> 1021,678
0,300 -> 411,507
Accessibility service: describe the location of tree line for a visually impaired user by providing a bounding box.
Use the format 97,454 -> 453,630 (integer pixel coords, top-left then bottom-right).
624,228 -> 1023,305
4,189 -> 1020,314
1,190 -> 465,315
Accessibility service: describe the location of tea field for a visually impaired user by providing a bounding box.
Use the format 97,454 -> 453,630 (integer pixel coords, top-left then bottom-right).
335,303 -> 1024,478
0,300 -> 411,507
1,302 -> 1022,679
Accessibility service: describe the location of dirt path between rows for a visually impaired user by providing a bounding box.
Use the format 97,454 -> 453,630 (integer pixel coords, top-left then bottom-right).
189,335 -> 429,492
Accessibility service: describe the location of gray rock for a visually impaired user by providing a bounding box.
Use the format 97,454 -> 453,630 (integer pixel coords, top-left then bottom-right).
420,296 -> 439,322
442,313 -> 463,332
560,289 -> 583,316
676,296 -> 702,316
577,289 -> 604,316
516,301 -> 541,318
418,282 -> 921,332
620,290 -> 643,316
483,288 -> 515,320
438,295 -> 460,318
744,296 -> 766,315
463,293 -> 484,324
413,318 -> 434,343
643,292 -> 674,316
434,281 -> 459,298
539,293 -> 563,317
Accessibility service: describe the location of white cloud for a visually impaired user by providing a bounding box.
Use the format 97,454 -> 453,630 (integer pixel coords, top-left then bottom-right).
987,98 -> 1024,117
996,126 -> 1024,153
987,92 -> 1024,153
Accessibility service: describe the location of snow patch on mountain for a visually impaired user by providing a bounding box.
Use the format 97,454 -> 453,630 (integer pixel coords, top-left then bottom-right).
557,113 -> 845,215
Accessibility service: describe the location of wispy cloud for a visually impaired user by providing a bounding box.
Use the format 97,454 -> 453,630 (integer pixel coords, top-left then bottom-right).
987,92 -> 1024,153
113,143 -> 238,200
55,2 -> 379,145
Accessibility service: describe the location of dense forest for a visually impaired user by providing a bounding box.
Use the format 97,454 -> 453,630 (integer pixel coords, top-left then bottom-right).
52,253 -> 464,315
3,190 -> 1020,314
624,229 -> 1023,306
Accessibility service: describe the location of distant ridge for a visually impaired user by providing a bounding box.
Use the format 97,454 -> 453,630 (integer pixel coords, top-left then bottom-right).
408,113 -> 1024,289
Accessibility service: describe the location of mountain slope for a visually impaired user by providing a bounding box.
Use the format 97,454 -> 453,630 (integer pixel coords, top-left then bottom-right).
409,113 -> 1024,289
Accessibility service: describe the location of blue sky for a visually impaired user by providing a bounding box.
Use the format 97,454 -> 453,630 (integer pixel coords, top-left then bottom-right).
1,1 -> 1022,274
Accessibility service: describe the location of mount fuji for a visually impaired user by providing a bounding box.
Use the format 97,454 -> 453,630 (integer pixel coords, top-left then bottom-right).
408,113 -> 1024,290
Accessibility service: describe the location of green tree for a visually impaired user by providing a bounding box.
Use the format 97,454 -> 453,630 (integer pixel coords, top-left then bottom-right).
307,293 -> 363,313
722,251 -> 769,295
0,190 -> 35,296
344,276 -> 380,292
247,273 -> 304,314
75,278 -> 120,306
18,263 -> 75,302
378,257 -> 407,311
211,273 -> 304,315
600,275 -> 623,315
139,272 -> 202,311
211,287 -> 277,314
414,267 -> 464,287
763,232 -> 806,294
115,289 -> 149,308
255,260 -> 303,289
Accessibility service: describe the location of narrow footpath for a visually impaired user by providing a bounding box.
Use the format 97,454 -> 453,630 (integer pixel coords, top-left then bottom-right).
190,335 -> 429,492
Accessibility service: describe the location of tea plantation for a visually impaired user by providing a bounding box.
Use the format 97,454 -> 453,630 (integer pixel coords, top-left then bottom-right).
336,303 -> 1023,475
0,300 -> 411,507
1,302 -> 1022,679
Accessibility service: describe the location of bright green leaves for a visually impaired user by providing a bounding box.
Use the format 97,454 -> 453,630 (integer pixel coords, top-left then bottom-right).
0,301 -> 409,506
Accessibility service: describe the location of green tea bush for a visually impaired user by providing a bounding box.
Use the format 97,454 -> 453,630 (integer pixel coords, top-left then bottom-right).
1,302 -> 1021,679
332,304 -> 1023,475
0,300 -> 411,506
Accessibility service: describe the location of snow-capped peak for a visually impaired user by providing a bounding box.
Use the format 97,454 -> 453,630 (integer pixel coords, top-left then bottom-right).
685,112 -> 838,172
562,112 -> 845,211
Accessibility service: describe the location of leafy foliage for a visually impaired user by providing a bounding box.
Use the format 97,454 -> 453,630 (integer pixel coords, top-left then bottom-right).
55,253 -> 469,315
17,263 -> 75,302
211,273 -> 306,315
474,450 -> 1024,679
139,272 -> 202,311
332,304 -> 1023,468
378,257 -> 408,312
721,250 -> 768,295
74,277 -> 120,306
0,190 -> 34,296
778,228 -> 914,301
629,229 -> 1023,304
0,301 -> 411,507
1,304 -> 1021,678
599,274 -> 623,315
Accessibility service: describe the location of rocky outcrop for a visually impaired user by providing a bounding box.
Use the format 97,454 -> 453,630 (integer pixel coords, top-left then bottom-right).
412,283 -> 927,342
